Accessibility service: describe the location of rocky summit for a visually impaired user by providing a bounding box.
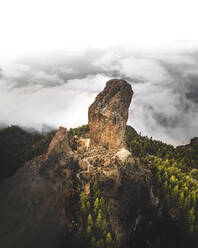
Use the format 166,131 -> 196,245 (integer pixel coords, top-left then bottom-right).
0,79 -> 147,248
88,79 -> 133,150
1,78 -> 194,248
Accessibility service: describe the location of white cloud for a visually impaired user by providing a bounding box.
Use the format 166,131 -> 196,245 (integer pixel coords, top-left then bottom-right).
120,57 -> 169,83
1,44 -> 198,146
0,73 -> 109,131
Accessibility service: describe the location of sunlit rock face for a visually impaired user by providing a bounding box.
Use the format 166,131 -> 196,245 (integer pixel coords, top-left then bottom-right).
88,79 -> 133,150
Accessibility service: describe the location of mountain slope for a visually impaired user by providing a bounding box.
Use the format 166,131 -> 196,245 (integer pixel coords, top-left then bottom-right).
0,126 -> 55,184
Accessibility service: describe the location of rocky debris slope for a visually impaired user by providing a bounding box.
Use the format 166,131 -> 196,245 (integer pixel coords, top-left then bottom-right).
76,142 -> 153,247
88,79 -> 133,150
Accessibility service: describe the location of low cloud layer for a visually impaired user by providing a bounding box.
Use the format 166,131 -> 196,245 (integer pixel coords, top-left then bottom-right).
1,43 -> 198,146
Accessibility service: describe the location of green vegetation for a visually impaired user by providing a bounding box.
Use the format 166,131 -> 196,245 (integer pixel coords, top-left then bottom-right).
150,156 -> 198,235
79,181 -> 114,248
126,125 -> 198,172
0,125 -> 55,184
125,125 -> 198,238
69,124 -> 89,137
125,125 -> 174,159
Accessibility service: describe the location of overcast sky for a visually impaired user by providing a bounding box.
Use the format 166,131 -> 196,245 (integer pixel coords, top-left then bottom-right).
1,0 -> 198,146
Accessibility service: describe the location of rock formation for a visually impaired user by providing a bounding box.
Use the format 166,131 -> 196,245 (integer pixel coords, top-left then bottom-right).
88,79 -> 133,150
0,79 -> 158,248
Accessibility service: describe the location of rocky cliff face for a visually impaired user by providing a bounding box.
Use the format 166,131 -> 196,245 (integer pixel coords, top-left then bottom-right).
0,79 -> 157,248
88,79 -> 133,150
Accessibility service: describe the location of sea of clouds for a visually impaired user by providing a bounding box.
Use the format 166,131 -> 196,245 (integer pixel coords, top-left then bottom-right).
1,43 -> 198,146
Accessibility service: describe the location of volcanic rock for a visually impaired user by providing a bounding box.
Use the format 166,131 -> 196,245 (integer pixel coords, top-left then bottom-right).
88,79 -> 133,150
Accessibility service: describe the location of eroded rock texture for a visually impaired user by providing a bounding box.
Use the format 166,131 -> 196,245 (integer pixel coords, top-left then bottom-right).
88,79 -> 133,150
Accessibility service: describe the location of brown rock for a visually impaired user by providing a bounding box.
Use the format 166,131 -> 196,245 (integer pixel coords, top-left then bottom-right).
84,183 -> 90,195
70,135 -> 90,153
78,159 -> 89,170
104,158 -> 111,167
88,79 -> 133,150
47,126 -> 72,155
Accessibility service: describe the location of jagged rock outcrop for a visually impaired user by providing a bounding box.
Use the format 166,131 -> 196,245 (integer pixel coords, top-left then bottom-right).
47,126 -> 73,155
0,79 -> 157,248
88,79 -> 133,150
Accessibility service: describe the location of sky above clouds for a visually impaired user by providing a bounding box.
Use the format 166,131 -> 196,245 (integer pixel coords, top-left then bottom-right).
0,0 -> 198,59
1,0 -> 198,146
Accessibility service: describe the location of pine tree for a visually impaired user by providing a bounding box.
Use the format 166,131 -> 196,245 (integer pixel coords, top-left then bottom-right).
105,232 -> 113,247
88,214 -> 94,226
98,209 -> 103,216
87,225 -> 92,236
86,200 -> 91,210
178,191 -> 184,209
170,175 -> 176,185
171,185 -> 179,203
184,195 -> 191,211
81,201 -> 86,213
80,191 -> 87,203
96,211 -> 102,228
93,181 -> 99,194
99,197 -> 105,212
94,198 -> 99,213
95,189 -> 101,198
102,218 -> 108,235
